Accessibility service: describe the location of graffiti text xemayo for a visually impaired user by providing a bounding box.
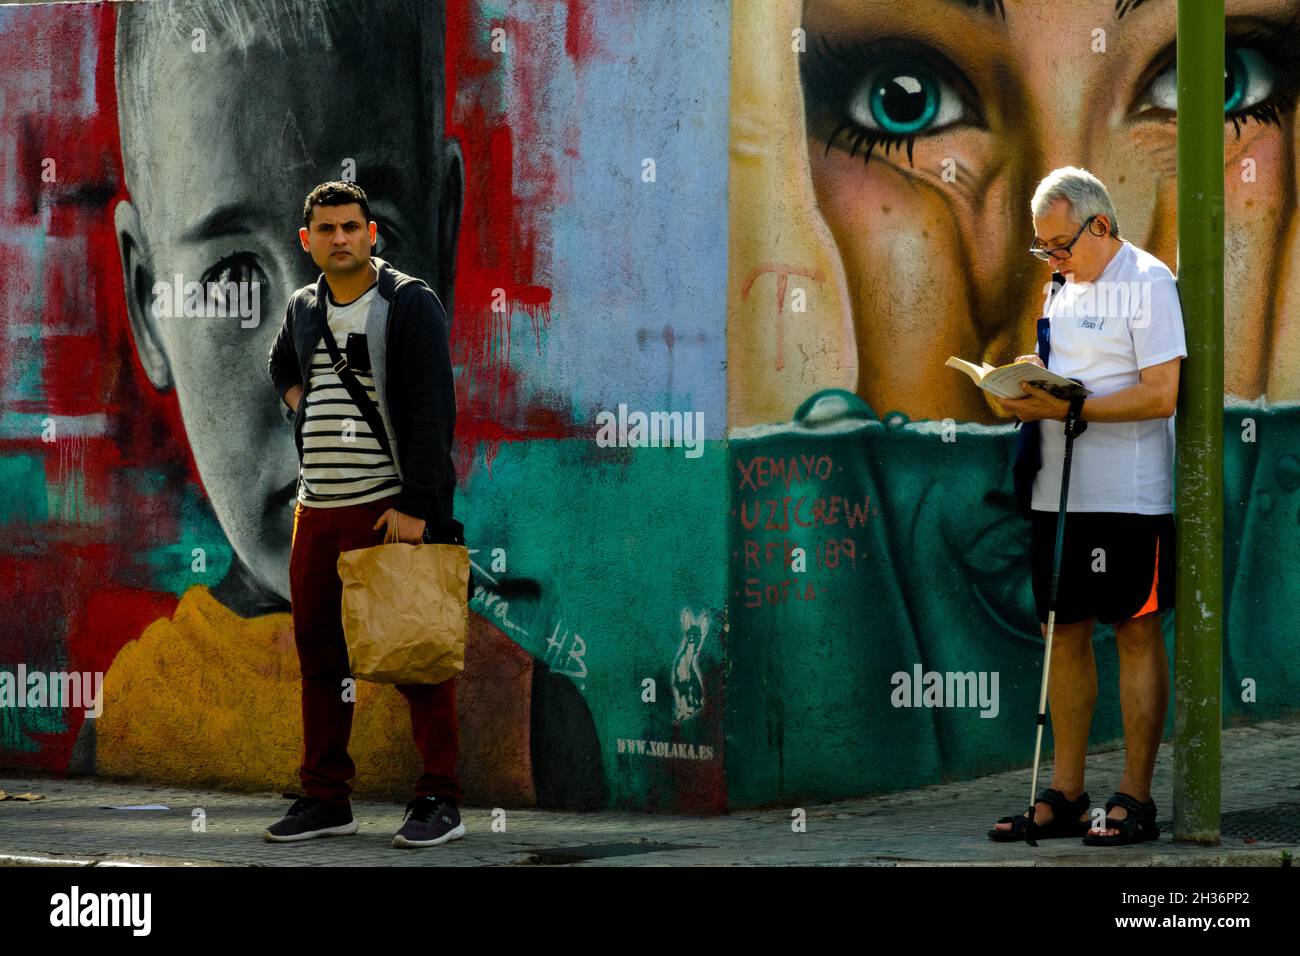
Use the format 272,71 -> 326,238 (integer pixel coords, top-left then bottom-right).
735,453 -> 832,491
732,453 -> 872,607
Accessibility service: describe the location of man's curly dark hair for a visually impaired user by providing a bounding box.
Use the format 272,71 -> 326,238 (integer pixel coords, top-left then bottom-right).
303,181 -> 371,229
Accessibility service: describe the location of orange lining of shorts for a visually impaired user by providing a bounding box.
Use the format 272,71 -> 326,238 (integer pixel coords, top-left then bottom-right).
1130,537 -> 1160,619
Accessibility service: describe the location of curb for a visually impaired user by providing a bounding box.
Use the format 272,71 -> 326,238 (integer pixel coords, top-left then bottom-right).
0,851 -> 229,868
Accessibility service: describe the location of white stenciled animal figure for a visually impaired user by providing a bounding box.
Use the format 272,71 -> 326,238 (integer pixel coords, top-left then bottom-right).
672,608 -> 708,722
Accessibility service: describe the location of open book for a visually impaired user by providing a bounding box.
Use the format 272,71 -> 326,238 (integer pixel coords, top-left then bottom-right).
945,357 -> 1091,401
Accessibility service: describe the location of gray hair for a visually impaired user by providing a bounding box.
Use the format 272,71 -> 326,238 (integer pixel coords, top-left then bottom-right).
1030,166 -> 1121,239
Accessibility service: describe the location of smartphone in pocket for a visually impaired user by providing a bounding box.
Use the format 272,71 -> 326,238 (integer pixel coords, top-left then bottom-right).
345,332 -> 372,374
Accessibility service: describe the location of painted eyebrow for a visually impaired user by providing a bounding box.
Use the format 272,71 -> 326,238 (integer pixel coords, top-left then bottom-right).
177,202 -> 270,244
801,0 -> 1008,32
1116,0 -> 1157,19
945,0 -> 1156,26
948,0 -> 1007,21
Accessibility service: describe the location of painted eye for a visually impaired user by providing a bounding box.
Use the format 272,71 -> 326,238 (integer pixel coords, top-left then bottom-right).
372,219 -> 400,258
802,37 -> 984,167
1224,48 -> 1275,113
1140,47 -> 1276,116
846,62 -> 966,136
201,253 -> 265,310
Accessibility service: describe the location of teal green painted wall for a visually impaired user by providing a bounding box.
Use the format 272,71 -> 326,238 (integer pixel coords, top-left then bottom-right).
725,394 -> 1300,808
460,438 -> 730,811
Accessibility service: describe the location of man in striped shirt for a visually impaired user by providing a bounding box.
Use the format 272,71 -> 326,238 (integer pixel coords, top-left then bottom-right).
266,181 -> 464,848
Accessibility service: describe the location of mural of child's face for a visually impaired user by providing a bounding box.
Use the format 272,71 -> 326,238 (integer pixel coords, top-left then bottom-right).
800,0 -> 1300,422
116,24 -> 451,608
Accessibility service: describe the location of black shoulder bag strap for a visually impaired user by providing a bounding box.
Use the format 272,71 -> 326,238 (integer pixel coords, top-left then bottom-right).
318,324 -> 397,467
1011,274 -> 1076,518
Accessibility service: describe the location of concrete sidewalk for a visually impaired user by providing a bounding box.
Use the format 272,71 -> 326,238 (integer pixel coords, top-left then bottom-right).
2,718 -> 1296,867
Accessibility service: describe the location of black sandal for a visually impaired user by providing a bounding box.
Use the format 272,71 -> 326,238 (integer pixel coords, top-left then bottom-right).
1082,791 -> 1159,846
988,787 -> 1090,842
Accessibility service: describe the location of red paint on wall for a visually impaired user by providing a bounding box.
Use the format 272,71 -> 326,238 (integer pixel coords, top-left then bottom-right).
445,3 -> 580,478
564,0 -> 601,62
0,3 -> 197,771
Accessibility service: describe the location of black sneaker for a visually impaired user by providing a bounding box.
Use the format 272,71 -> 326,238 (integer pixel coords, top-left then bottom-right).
392,795 -> 465,848
263,796 -> 358,842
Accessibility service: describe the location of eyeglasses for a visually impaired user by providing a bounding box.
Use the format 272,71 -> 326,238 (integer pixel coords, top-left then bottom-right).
1029,215 -> 1096,262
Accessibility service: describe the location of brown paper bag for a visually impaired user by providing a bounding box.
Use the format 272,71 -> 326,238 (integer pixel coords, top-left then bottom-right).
337,516 -> 469,684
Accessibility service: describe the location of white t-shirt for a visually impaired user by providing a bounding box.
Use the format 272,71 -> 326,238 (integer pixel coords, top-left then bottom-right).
1031,240 -> 1188,514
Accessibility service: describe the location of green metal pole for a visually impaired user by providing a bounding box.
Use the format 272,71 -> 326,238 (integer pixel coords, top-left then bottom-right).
1174,0 -> 1224,844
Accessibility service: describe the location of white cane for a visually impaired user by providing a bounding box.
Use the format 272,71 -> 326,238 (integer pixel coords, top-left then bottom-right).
1025,397 -> 1086,846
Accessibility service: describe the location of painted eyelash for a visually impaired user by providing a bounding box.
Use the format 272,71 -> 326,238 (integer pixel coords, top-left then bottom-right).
802,18 -> 1300,168
1138,23 -> 1300,137
210,251 -> 257,274
202,252 -> 261,291
1225,26 -> 1300,138
1228,100 -> 1289,138
802,35 -> 966,169
830,123 -> 917,168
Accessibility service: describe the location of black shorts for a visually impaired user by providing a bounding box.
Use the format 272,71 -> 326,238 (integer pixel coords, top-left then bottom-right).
1029,510 -> 1175,626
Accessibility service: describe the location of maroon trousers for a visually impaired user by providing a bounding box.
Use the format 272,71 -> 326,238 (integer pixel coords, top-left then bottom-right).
289,493 -> 461,807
